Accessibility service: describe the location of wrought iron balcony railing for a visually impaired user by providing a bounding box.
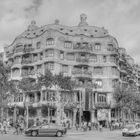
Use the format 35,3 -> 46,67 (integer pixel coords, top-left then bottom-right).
73,44 -> 92,52
76,57 -> 89,63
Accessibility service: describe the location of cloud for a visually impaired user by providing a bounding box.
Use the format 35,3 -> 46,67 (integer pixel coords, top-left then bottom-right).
0,0 -> 140,64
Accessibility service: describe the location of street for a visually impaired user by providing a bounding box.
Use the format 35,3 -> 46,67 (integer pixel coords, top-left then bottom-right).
0,130 -> 140,140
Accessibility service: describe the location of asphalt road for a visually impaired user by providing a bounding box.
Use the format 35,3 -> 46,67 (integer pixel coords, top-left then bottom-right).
0,130 -> 140,140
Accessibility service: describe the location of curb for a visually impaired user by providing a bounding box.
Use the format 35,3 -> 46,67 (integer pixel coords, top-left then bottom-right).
67,132 -> 85,135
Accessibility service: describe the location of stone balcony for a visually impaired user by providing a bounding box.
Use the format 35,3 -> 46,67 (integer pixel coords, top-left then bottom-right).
72,69 -> 92,78
76,57 -> 89,63
15,48 -> 23,53
21,59 -> 32,64
23,48 -> 34,53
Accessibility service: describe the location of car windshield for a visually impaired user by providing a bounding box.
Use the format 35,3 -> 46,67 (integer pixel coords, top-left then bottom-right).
125,125 -> 135,130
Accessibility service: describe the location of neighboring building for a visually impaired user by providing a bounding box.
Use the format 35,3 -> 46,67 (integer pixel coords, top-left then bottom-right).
3,14 -> 140,126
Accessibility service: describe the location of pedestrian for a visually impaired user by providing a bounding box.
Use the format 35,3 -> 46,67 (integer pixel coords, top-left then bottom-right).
99,124 -> 102,132
13,121 -> 19,135
19,121 -> 24,135
0,122 -> 4,134
3,120 -> 7,134
88,122 -> 92,130
75,123 -> 78,131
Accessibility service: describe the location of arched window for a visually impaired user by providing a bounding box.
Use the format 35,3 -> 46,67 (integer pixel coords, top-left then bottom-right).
95,79 -> 103,88
46,38 -> 54,46
64,41 -> 72,48
94,43 -> 101,51
36,42 -> 41,49
107,44 -> 114,51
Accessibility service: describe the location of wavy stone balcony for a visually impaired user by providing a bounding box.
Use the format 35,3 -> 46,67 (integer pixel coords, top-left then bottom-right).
76,57 -> 89,64
72,69 -> 92,78
14,48 -> 23,53
23,48 -> 35,53
73,45 -> 92,52
21,59 -> 32,64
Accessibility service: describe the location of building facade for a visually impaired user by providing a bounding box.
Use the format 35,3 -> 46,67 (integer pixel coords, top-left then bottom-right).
3,14 -> 140,126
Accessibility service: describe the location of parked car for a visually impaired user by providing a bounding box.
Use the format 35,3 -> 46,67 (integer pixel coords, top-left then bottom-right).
25,124 -> 67,137
122,123 -> 140,136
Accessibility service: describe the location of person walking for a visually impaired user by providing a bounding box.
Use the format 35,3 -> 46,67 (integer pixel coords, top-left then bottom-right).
3,120 -> 7,134
99,124 -> 102,132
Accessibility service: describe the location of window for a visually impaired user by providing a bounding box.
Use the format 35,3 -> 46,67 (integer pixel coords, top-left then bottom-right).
107,44 -> 114,51
103,56 -> 107,62
46,38 -> 54,46
82,42 -> 88,47
62,65 -> 68,73
36,42 -> 41,49
14,94 -> 23,102
40,52 -> 43,60
95,79 -> 103,88
60,51 -> 64,59
49,63 -> 54,70
46,50 -> 54,57
112,79 -> 118,88
37,65 -> 42,74
33,54 -> 37,62
112,67 -> 118,75
67,53 -> 74,60
97,94 -> 106,103
45,63 -> 54,70
64,41 -> 72,48
94,43 -> 101,51
94,67 -> 103,75
110,56 -> 116,63
90,54 -> 97,62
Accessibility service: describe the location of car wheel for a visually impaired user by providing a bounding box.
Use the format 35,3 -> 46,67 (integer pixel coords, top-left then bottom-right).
31,131 -> 38,137
57,131 -> 62,137
134,133 -> 137,137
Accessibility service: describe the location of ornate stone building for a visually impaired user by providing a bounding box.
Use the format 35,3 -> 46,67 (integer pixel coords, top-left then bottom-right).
3,14 -> 140,126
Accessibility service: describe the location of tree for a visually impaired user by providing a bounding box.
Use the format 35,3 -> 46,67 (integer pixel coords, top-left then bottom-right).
0,61 -> 17,121
54,73 -> 75,91
113,84 -> 140,120
37,69 -> 54,89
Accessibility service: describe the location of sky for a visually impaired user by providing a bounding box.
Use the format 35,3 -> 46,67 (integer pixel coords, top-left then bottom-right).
0,0 -> 140,64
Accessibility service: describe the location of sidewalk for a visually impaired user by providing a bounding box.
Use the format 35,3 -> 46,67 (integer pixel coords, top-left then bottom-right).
67,128 -> 121,136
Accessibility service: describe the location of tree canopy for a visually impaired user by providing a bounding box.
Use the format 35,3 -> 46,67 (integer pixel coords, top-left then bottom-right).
113,84 -> 140,113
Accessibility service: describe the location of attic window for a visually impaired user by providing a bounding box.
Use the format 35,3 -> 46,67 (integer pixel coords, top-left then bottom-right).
60,28 -> 64,30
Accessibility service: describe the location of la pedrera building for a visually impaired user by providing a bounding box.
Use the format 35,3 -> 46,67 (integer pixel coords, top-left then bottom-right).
3,14 -> 140,127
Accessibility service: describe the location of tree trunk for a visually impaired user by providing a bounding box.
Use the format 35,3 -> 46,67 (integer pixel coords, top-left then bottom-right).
0,107 -> 3,122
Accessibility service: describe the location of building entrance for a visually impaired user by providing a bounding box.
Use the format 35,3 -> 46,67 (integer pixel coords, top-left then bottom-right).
83,111 -> 91,122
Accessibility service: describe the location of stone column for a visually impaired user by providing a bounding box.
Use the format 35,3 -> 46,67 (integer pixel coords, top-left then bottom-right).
34,92 -> 38,102
91,110 -> 95,123
73,108 -> 77,127
108,109 -> 111,123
